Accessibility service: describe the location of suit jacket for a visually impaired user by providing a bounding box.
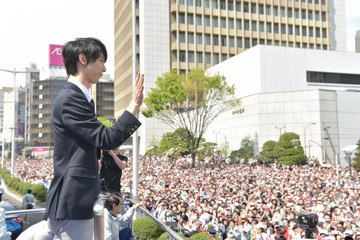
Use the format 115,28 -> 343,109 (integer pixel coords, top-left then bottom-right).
44,82 -> 141,220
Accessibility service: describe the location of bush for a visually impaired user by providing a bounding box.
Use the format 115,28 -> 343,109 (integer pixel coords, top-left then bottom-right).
158,231 -> 185,240
133,216 -> 164,240
189,232 -> 221,240
31,184 -> 47,202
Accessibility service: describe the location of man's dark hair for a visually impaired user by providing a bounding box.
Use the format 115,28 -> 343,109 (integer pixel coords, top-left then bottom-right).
27,189 -> 32,194
62,37 -> 108,76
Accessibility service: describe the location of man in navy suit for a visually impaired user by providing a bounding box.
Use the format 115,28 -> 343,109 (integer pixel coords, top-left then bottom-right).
43,37 -> 144,239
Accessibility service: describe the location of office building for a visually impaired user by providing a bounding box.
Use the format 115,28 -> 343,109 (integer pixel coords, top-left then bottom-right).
114,0 -> 347,154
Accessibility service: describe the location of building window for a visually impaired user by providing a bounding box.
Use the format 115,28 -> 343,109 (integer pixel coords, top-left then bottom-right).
179,32 -> 186,43
204,16 -> 210,26
221,36 -> 227,46
39,104 -> 43,109
205,53 -> 211,64
244,20 -> 250,30
187,0 -> 193,5
273,7 -> 278,16
179,51 -> 186,62
302,26 -> 307,36
205,34 -> 211,45
228,18 -> 234,29
196,0 -> 202,7
288,8 -> 293,18
295,9 -> 299,19
213,17 -> 218,27
252,21 -> 257,31
179,0 -> 185,4
197,52 -> 203,63
196,33 -> 203,44
220,0 -> 226,10
259,22 -> 264,32
308,11 -> 313,20
307,71 -> 360,85
315,11 -> 320,20
321,12 -> 326,21
221,54 -> 227,62
236,2 -> 241,11
237,37 -> 243,48
39,123 -> 43,128
295,26 -> 300,35
39,94 -> 43,100
188,14 -> 194,24
204,0 -> 210,8
322,28 -> 327,37
266,5 -> 271,15
316,28 -> 320,37
179,13 -> 185,24
212,0 -> 218,9
39,85 -> 43,90
221,18 -> 227,28
228,1 -> 234,10
213,54 -> 219,64
243,2 -> 249,12
213,34 -> 219,46
281,24 -> 286,34
245,38 -> 250,48
309,27 -> 314,37
252,39 -> 258,46
196,15 -> 202,25
259,4 -> 264,14
288,25 -> 293,35
39,113 -> 43,118
251,4 -> 256,13
188,32 -> 194,43
266,23 -> 272,33
229,37 -> 235,47
188,52 -> 194,63
281,7 -> 286,17
301,10 -> 306,19
38,133 -> 43,138
236,19 -> 242,30
274,23 -> 279,34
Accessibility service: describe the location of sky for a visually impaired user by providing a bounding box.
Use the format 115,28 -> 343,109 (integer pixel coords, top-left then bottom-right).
0,0 -> 359,87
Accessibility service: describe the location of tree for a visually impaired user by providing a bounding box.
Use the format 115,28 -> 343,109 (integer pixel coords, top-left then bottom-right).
239,136 -> 255,160
353,139 -> 360,171
260,140 -> 277,162
142,68 -> 239,167
273,132 -> 307,166
157,128 -> 190,157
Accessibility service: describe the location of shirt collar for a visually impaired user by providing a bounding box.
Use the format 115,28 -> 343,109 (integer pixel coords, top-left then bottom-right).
68,76 -> 93,102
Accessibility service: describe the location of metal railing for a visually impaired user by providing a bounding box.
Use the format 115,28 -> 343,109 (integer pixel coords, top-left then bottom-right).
5,206 -> 183,240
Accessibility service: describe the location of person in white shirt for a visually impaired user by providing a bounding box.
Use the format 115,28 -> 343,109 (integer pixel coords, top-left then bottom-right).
104,192 -> 141,240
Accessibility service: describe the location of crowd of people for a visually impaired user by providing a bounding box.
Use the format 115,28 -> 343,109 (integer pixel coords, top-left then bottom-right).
4,154 -> 360,240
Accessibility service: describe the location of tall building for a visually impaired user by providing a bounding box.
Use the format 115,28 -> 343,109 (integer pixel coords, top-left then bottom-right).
114,0 -> 347,153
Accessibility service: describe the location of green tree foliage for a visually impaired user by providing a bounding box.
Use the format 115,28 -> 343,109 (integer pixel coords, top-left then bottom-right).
142,68 -> 239,167
260,140 -> 277,162
353,139 -> 360,171
97,116 -> 113,127
239,136 -> 255,160
273,132 -> 307,166
133,216 -> 164,240
157,128 -> 190,156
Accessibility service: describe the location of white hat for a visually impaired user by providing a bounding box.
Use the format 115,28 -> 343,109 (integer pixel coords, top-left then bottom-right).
344,229 -> 353,236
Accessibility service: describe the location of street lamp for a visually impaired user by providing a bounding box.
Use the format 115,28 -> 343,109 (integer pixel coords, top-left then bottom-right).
304,122 -> 316,156
275,124 -> 286,137
0,68 -> 30,176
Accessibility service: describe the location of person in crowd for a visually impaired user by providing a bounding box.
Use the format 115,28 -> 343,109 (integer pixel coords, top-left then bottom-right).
99,147 -> 128,193
104,192 -> 141,240
22,189 -> 35,224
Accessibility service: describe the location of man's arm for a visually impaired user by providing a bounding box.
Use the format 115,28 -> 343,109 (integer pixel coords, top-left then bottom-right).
108,150 -> 126,170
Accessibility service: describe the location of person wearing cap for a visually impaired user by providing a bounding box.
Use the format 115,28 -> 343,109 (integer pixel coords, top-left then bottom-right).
99,146 -> 128,193
273,221 -> 290,240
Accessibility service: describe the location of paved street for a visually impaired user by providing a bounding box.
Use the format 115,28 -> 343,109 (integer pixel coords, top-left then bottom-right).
2,185 -> 46,232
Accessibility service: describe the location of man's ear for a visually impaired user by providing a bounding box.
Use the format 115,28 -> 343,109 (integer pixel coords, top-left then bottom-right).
79,53 -> 87,65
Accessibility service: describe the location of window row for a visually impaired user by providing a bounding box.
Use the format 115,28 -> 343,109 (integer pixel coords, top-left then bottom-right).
178,41 -> 327,63
178,10 -> 327,27
178,26 -> 327,46
178,0 -> 327,10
